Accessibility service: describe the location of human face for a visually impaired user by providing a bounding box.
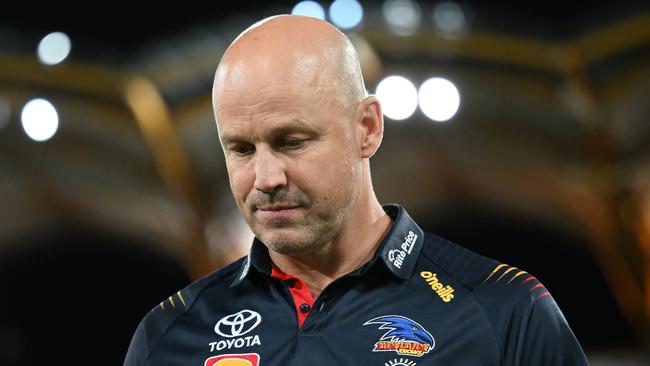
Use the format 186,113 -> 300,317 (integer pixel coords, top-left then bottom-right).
215,81 -> 362,255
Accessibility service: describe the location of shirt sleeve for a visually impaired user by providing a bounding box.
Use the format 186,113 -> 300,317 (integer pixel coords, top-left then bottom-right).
515,295 -> 589,365
476,270 -> 590,366
123,320 -> 148,366
123,305 -> 175,366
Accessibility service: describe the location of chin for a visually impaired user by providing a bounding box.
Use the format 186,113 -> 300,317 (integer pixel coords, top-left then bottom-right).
259,229 -> 324,255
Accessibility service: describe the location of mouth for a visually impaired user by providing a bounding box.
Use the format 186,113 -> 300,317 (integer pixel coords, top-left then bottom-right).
254,204 -> 302,221
255,204 -> 300,212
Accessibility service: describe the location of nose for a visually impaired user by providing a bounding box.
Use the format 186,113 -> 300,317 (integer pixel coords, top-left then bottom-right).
253,148 -> 287,194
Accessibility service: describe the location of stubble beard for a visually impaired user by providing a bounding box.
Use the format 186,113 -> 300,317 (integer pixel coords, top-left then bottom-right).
243,154 -> 361,256
254,206 -> 346,256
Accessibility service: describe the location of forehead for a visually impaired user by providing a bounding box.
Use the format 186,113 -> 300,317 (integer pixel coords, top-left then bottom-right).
212,40 -> 351,140
215,56 -> 332,105
214,67 -> 345,131
213,43 -> 346,108
215,83 -> 329,141
217,80 -> 314,119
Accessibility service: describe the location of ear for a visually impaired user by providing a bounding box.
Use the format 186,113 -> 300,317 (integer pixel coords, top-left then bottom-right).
355,95 -> 384,159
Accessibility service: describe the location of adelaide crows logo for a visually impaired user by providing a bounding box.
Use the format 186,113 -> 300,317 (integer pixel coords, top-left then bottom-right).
364,315 -> 434,357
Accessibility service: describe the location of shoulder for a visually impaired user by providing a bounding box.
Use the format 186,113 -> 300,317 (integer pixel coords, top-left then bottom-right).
418,233 -> 587,365
417,232 -> 548,335
419,232 -> 502,288
124,257 -> 246,365
419,232 -> 545,298
152,256 -> 245,315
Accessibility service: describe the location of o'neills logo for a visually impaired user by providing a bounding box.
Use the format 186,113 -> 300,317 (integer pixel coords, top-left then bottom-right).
420,271 -> 455,302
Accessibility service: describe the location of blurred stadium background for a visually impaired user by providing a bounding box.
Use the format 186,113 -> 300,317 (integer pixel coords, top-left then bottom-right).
1,0 -> 650,364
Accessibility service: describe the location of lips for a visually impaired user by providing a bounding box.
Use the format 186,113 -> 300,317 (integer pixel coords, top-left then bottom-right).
255,204 -> 300,212
254,204 -> 302,222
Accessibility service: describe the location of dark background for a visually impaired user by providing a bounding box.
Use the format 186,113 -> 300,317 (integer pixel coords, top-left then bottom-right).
1,1 -> 649,364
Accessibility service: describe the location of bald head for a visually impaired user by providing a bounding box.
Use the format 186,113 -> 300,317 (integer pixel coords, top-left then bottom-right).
212,15 -> 366,120
212,16 -> 386,256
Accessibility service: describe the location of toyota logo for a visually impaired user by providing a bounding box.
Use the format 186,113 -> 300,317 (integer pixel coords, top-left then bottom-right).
214,309 -> 262,338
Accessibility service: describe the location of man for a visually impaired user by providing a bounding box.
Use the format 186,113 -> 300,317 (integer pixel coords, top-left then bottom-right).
124,15 -> 589,366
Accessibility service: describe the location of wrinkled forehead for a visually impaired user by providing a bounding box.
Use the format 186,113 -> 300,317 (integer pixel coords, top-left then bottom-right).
212,60 -> 342,141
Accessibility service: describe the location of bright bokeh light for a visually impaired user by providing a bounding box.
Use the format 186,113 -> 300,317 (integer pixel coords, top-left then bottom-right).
20,98 -> 59,141
37,32 -> 71,65
433,2 -> 467,34
329,0 -> 363,29
418,77 -> 460,122
0,97 -> 10,130
382,0 -> 421,36
375,76 -> 418,121
291,1 -> 326,19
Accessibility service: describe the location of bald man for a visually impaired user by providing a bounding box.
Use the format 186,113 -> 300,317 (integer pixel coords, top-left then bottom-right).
124,15 -> 588,366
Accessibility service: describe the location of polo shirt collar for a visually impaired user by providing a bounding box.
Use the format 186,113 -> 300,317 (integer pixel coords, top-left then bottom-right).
377,204 -> 425,279
230,238 -> 271,287
231,204 -> 424,286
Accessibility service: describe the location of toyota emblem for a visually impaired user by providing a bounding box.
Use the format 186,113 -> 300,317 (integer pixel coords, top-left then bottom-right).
214,309 -> 262,338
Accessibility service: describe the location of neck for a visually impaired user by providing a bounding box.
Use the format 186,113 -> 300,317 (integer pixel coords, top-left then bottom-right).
268,192 -> 391,299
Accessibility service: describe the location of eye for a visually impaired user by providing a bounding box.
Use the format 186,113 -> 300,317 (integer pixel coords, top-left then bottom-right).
229,143 -> 255,156
284,139 -> 303,148
278,137 -> 307,150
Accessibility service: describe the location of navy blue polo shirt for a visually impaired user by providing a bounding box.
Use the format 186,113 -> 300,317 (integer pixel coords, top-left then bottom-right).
124,204 -> 588,366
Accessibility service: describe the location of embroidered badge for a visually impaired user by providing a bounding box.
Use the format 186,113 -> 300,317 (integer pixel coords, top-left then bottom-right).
364,315 -> 434,357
